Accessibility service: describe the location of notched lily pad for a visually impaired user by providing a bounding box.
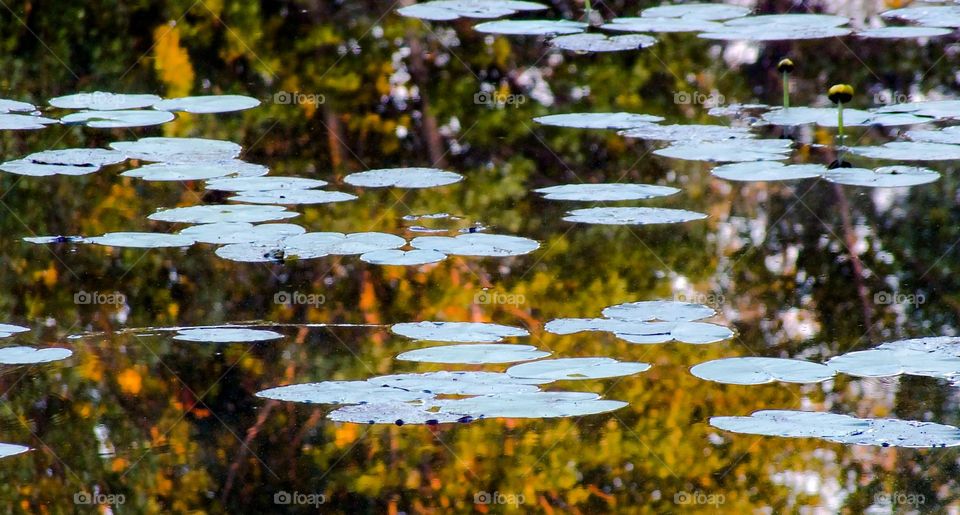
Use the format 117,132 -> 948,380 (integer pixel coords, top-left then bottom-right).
0,443 -> 30,459
343,168 -> 463,188
397,0 -> 546,21
256,381 -> 432,404
549,33 -> 657,52
396,344 -> 549,364
641,3 -> 751,21
654,139 -> 792,162
827,336 -> 960,379
563,207 -> 707,225
122,162 -> 245,181
228,189 -> 357,205
473,19 -> 587,35
205,176 -> 328,191
0,113 -> 58,130
149,205 -> 299,224
824,166 -> 939,188
153,95 -> 261,113
691,357 -> 836,385
411,233 -> 539,256
535,183 -> 679,201
173,328 -> 284,343
849,141 -> 960,161
602,17 -> 723,33
359,249 -> 447,266
857,26 -> 952,39
179,222 -> 305,245
506,357 -> 651,380
711,161 -> 826,182
61,109 -> 175,128
391,321 -> 529,342
0,148 -> 126,176
49,92 -> 161,110
619,124 -> 754,142
110,137 -> 242,163
0,346 -> 72,364
433,392 -> 627,419
0,99 -> 36,113
533,112 -> 664,129
86,232 -> 196,248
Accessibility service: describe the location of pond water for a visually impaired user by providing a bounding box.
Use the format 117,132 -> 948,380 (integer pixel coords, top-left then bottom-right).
2,0 -> 960,512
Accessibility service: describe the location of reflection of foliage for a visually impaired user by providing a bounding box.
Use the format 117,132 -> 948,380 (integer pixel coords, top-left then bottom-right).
1,0 -> 960,512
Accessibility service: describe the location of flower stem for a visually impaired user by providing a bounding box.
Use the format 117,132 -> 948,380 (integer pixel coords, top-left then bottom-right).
837,102 -> 845,159
782,71 -> 789,108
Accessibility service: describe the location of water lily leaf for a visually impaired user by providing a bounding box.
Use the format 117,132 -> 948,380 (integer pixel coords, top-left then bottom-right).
257,381 -> 432,404
61,109 -> 175,128
23,235 -> 86,244
110,137 -> 242,163
906,126 -> 960,144
122,162 -> 247,181
179,222 -> 305,244
411,233 -> 539,256
214,243 -> 291,263
545,318 -> 732,344
641,3 -> 751,21
506,357 -> 650,380
473,19 -> 587,35
86,232 -> 196,248
857,26 -> 952,39
228,189 -> 357,205
0,346 -> 72,364
700,15 -> 851,40
0,148 -> 126,176
0,99 -> 36,113
711,161 -> 826,182
603,300 -> 716,322
397,344 -> 549,364
397,0 -> 546,21
549,33 -> 657,52
153,95 -> 261,113
433,392 -> 627,418
563,207 -> 707,225
824,166 -> 939,188
654,139 -> 792,162
877,100 -> 960,119
534,112 -> 664,129
205,176 -> 328,191
827,336 -> 960,379
173,328 -> 283,343
329,402 -> 472,425
849,141 -> 960,160
49,92 -> 161,110
0,443 -> 30,459
391,321 -> 529,342
358,249 -> 447,266
691,357 -> 836,385
762,107 -> 932,127
0,113 -> 58,130
535,183 -> 679,201
343,168 -> 463,188
369,371 -> 548,395
285,232 -> 406,256
882,6 -> 960,28
619,124 -> 754,141
602,17 -> 723,33
0,324 -> 29,336
149,204 -> 299,224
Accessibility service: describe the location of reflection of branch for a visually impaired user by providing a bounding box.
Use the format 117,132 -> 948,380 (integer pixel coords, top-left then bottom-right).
222,400 -> 276,501
407,33 -> 447,167
833,183 -> 875,340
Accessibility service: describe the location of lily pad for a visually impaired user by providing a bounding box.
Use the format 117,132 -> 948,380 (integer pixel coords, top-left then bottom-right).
762,107 -> 932,128
397,0 -> 546,21
849,141 -> 960,161
153,95 -> 261,114
328,402 -> 470,425
827,336 -> 960,379
473,19 -> 587,35
0,99 -> 36,113
343,168 -> 463,188
173,328 -> 283,343
654,139 -> 792,162
882,6 -> 960,29
562,207 -> 707,225
0,324 -> 30,336
711,162 -> 826,182
0,443 -> 30,459
604,300 -> 715,322
358,249 -> 447,266
205,176 -> 328,191
641,3 -> 751,21
602,17 -> 723,33
149,205 -> 299,224
0,148 -> 126,176
619,123 -> 754,141
700,15 -> 852,41
0,113 -> 58,130
535,183 -> 679,201
60,109 -> 175,128
549,33 -> 657,52
391,321 -> 529,342
433,391 -> 627,418
256,381 -> 432,404
411,233 -> 539,256
691,357 -> 836,385
368,371 -> 548,395
110,137 -> 242,163
533,112 -> 664,130
121,162 -> 247,181
285,232 -> 406,256
179,222 -> 306,244
857,26 -> 952,39
228,189 -> 357,205
877,100 -> 960,119
824,166 -> 939,188
86,232 -> 196,248
906,126 -> 960,144
49,92 -> 161,110
506,357 -> 650,380
0,346 -> 72,364
396,344 -> 549,364
545,317 -> 733,345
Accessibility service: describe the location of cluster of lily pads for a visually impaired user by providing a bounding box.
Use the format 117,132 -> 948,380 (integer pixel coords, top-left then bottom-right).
397,1 -> 957,54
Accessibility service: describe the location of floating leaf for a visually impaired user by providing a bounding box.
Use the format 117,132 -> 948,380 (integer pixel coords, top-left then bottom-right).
549,33 -> 657,52
545,318 -> 733,345
641,3 -> 751,21
110,137 -> 242,163
256,381 -> 432,404
563,207 -> 707,225
882,6 -> 960,29
711,161 -> 826,182
506,357 -> 650,380
343,168 -> 463,188
906,126 -> 960,144
358,249 -> 447,266
691,357 -> 836,385
411,233 -> 539,256
328,402 -> 470,425
173,328 -> 283,343
284,232 -> 406,256
603,300 -> 716,322
369,371 -> 548,395
619,124 -> 754,141
762,107 -> 931,127
533,112 -> 664,129
61,109 -> 175,128
397,0 -> 546,21
535,183 -> 679,201
473,19 -> 587,35
0,113 -> 57,130
122,162 -> 247,181
149,205 -> 299,224
0,346 -> 72,364
153,95 -> 261,113
179,222 -> 305,244
827,336 -> 960,379
49,92 -> 161,110
0,324 -> 29,336
22,236 -> 85,244
205,176 -> 328,191
86,232 -> 196,248
0,443 -> 30,459
397,344 -> 549,364
0,148 -> 126,176
391,321 -> 529,342
433,392 -> 627,418
700,14 -> 852,41
849,141 -> 960,161
602,17 -> 723,33
227,189 -> 357,205
856,26 -> 952,39
0,99 -> 36,113
824,166 -> 939,188
654,139 -> 792,162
